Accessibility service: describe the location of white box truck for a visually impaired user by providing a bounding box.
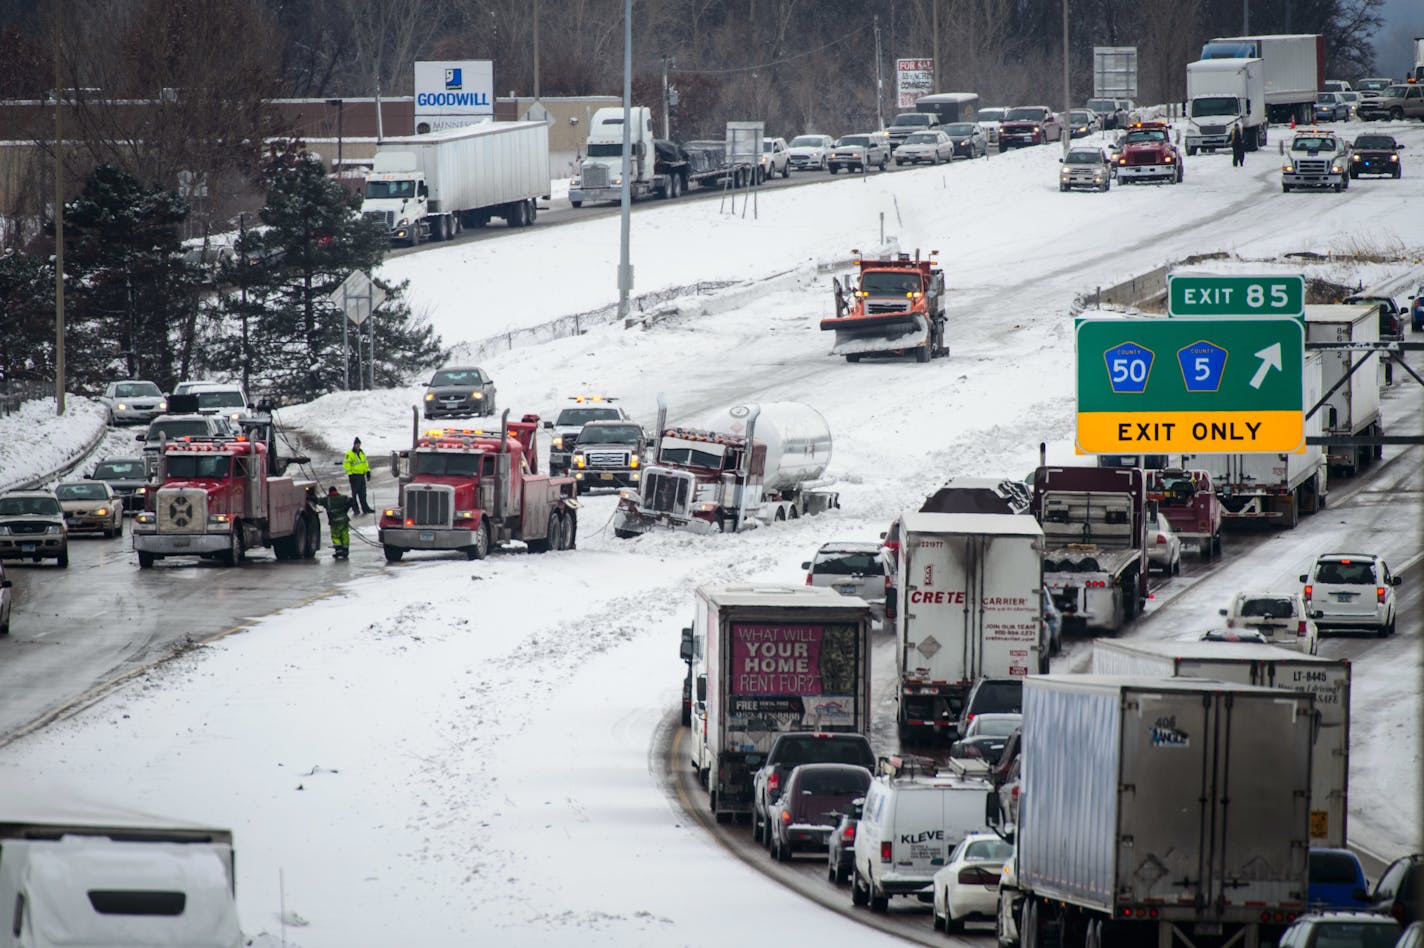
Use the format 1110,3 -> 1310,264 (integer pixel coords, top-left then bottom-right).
993,675 -> 1313,948
686,584 -> 874,821
1202,34 -> 1325,125
1182,351 -> 1328,528
1185,58 -> 1267,154
1306,303 -> 1383,477
360,121 -> 550,245
892,511 -> 1045,744
0,797 -> 241,947
1091,639 -> 1350,846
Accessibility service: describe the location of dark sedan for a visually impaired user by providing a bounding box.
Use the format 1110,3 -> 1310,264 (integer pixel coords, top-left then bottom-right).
87,457 -> 150,512
826,796 -> 864,884
1349,134 -> 1403,179
423,366 -> 497,419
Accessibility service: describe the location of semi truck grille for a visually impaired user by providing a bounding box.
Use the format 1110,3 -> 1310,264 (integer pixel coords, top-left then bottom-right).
587,450 -> 629,466
582,163 -> 611,189
867,301 -> 911,313
156,488 -> 208,534
1200,124 -> 1226,136
363,210 -> 395,229
405,485 -> 453,527
1126,152 -> 1161,165
640,470 -> 693,517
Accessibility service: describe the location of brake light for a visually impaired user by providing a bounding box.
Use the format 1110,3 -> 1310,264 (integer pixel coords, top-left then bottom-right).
880,841 -> 892,863
1303,584 -> 1313,599
1378,587 -> 1387,603
1156,533 -> 1167,545
805,573 -> 812,586
843,824 -> 856,842
1297,621 -> 1307,636
1011,785 -> 1020,801
768,772 -> 781,796
781,810 -> 792,825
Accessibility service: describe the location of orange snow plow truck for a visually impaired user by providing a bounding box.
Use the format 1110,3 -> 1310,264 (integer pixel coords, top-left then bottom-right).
821,249 -> 947,363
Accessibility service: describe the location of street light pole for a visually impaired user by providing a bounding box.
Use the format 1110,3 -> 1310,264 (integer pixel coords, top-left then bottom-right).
326,99 -> 344,175
874,15 -> 884,130
617,0 -> 633,325
1062,0 -> 1072,161
932,0 -> 940,92
53,0 -> 65,415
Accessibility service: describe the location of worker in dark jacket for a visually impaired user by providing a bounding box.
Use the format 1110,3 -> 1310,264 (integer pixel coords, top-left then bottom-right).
1229,125 -> 1246,167
318,486 -> 354,559
344,437 -> 373,514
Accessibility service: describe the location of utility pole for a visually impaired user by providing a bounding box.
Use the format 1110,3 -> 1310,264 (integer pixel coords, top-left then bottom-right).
661,55 -> 671,139
239,214 -> 250,397
1243,0 -> 1249,33
533,0 -> 541,99
617,0 -> 633,325
53,0 -> 65,415
932,0 -> 940,91
1061,0 -> 1072,161
874,15 -> 884,130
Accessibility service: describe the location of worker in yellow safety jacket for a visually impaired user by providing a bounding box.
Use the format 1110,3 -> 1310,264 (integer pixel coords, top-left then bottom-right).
344,437 -> 373,514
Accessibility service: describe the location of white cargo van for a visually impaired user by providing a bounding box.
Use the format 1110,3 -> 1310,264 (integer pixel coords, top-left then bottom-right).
849,758 -> 989,912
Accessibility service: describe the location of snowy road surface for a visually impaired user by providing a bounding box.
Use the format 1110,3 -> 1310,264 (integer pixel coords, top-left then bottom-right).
0,120 -> 1420,946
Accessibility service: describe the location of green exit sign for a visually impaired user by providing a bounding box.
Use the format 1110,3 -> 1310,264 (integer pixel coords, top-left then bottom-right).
1167,274 -> 1305,318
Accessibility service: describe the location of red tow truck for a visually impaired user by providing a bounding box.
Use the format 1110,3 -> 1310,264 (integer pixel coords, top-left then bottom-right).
1115,121 -> 1185,184
1147,467 -> 1224,561
132,425 -> 320,568
378,411 -> 579,562
820,249 -> 947,363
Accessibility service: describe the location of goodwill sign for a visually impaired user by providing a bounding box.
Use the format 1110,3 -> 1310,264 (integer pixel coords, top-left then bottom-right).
413,60 -> 494,127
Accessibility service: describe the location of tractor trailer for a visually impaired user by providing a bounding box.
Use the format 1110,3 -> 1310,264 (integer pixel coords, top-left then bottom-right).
1185,58 -> 1267,154
1201,34 -> 1325,125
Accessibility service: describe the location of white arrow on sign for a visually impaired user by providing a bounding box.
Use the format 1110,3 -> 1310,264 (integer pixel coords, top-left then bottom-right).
1249,343 -> 1282,390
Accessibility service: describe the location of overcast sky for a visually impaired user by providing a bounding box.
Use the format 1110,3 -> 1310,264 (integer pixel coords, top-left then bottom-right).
1373,0 -> 1423,78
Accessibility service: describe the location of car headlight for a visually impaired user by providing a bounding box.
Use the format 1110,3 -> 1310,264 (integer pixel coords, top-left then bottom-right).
398,217 -> 410,226
470,391 -> 483,399
629,455 -> 639,468
551,436 -> 564,449
573,455 -> 587,469
47,524 -> 62,534
570,176 -> 580,186
424,392 -> 435,401
1350,154 -> 1360,162
1060,169 -> 1071,178
135,512 -> 155,525
207,513 -> 231,525
455,509 -> 477,520
384,507 -> 401,519
96,507 -> 110,516
1283,163 -> 1294,172
612,176 -> 622,185
0,525 -> 9,535
116,402 -> 128,411
157,400 -> 167,410
1331,164 -> 1342,173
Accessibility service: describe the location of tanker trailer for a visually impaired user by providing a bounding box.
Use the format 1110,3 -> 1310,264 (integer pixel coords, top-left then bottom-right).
613,398 -> 840,538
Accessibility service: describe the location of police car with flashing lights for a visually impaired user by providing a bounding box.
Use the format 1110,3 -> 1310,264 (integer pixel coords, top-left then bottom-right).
544,397 -> 632,477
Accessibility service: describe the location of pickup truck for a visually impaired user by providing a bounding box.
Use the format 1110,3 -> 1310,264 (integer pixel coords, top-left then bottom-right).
997,106 -> 1062,150
1282,129 -> 1351,192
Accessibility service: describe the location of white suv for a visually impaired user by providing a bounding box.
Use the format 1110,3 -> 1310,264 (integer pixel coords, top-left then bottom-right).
1220,592 -> 1320,654
1299,554 -> 1400,636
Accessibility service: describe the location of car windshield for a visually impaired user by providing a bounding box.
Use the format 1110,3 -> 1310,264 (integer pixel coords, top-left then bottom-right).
978,109 -> 1005,122
364,179 -> 416,199
1191,96 -> 1241,117
1353,136 -> 1395,149
1316,93 -> 1338,104
761,140 -> 778,153
1126,129 -> 1167,143
970,716 -> 1022,737
413,451 -> 488,477
0,496 -> 61,516
774,737 -> 873,767
836,135 -> 869,147
55,483 -> 108,501
1066,151 -> 1102,164
577,425 -> 641,445
1240,597 -> 1297,619
1357,80 -> 1391,91
1069,112 -> 1093,123
789,136 -> 825,147
658,443 -> 725,468
1004,108 -> 1044,121
892,114 -> 931,127
812,550 -> 883,575
943,123 -> 975,136
430,369 -> 484,386
113,382 -> 161,398
1292,136 -> 1337,152
555,407 -> 621,426
1315,560 -> 1376,584
195,390 -> 243,410
147,420 -> 212,441
93,460 -> 144,479
1309,921 -> 1401,948
963,838 -> 1014,862
861,271 -> 923,295
165,455 -> 231,479
973,681 -> 1022,712
1386,86 -> 1409,97
904,132 -> 938,144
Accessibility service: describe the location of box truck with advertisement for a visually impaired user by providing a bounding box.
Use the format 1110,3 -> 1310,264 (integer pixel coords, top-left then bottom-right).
1091,639 -> 1350,847
685,585 -> 874,822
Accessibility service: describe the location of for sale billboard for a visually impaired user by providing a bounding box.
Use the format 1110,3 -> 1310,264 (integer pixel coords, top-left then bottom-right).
896,58 -> 934,109
413,60 -> 494,133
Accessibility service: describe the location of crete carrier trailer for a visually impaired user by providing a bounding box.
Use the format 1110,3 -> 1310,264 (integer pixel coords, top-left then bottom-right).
1091,639 -> 1350,847
893,511 -> 1046,744
1306,303 -> 1383,478
613,399 -> 838,537
991,675 -> 1314,948
685,584 -> 874,822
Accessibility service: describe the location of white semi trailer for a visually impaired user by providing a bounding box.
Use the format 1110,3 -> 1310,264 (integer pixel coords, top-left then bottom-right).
360,121 -> 550,245
1185,58 -> 1267,154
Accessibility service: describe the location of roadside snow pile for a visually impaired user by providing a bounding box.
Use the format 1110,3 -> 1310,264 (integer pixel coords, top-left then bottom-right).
0,397 -> 108,492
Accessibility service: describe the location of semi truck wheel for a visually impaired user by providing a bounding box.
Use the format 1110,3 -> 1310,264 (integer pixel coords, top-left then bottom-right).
302,513 -> 320,558
383,545 -> 404,563
138,551 -> 156,569
570,199 -> 582,208
465,521 -> 491,560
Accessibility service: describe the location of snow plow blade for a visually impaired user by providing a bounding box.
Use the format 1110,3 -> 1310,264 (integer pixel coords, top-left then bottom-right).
823,313 -> 929,355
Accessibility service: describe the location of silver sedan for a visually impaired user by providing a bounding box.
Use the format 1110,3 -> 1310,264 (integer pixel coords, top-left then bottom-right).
894,130 -> 955,165
54,481 -> 124,538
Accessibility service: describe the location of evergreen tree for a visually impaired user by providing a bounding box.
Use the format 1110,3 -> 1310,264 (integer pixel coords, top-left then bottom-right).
212,143 -> 443,402
0,250 -> 55,390
62,164 -> 198,390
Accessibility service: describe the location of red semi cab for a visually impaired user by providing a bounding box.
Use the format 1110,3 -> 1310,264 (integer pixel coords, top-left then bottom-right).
1116,121 -> 1184,184
1147,468 -> 1224,561
379,411 -> 579,561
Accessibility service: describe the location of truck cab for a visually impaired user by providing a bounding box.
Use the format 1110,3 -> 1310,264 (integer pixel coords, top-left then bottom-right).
886,112 -> 939,150
546,396 -> 630,476
822,250 -> 947,362
362,151 -> 428,244
570,419 -> 647,489
1116,122 -> 1184,183
570,106 -> 670,206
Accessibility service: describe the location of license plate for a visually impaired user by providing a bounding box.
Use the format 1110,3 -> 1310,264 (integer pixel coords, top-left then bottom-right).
173,537 -> 190,547
600,473 -> 615,481
1334,593 -> 1355,601
20,543 -> 36,553
419,531 -> 435,542
833,583 -> 858,595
